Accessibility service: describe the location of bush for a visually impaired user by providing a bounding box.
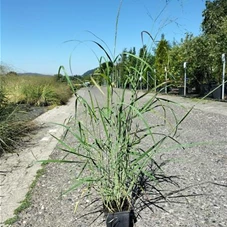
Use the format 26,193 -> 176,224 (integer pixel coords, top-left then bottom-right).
0,87 -> 7,107
22,84 -> 58,106
0,74 -> 73,155
0,104 -> 37,155
6,71 -> 18,77
4,75 -> 72,106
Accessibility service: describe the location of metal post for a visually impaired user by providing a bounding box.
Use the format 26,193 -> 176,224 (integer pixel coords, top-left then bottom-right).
165,66 -> 167,94
154,69 -> 156,92
222,53 -> 226,100
147,71 -> 149,91
139,76 -> 142,91
183,62 -> 187,96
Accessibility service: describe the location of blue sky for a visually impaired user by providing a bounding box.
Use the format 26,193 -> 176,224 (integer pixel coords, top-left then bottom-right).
1,0 -> 206,75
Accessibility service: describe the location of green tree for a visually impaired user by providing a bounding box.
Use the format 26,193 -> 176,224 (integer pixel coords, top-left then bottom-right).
202,0 -> 227,85
117,48 -> 128,87
128,47 -> 137,75
6,71 -> 18,77
169,44 -> 184,86
54,73 -> 67,82
154,36 -> 171,84
137,45 -> 155,89
166,0 -> 227,94
115,46 -> 155,89
202,0 -> 227,35
169,34 -> 216,92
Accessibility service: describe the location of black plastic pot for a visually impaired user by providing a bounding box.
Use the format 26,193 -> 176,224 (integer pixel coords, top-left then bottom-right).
178,86 -> 188,96
106,210 -> 136,227
178,86 -> 184,96
212,86 -> 222,100
200,83 -> 211,96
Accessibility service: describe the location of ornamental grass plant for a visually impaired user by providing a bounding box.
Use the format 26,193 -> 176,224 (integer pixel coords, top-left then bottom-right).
0,73 -> 72,155
3,75 -> 72,106
40,35 -> 193,225
0,89 -> 37,155
38,2 -> 196,223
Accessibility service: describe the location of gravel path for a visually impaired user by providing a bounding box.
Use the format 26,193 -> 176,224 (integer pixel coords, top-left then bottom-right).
3,88 -> 227,227
0,97 -> 76,225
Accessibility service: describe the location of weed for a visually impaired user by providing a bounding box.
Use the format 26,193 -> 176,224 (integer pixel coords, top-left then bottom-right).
4,168 -> 46,225
4,216 -> 19,226
2,75 -> 72,106
0,74 -> 72,155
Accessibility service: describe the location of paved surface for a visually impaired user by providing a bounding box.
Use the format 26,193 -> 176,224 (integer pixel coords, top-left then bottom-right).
157,93 -> 227,117
0,87 -> 227,226
0,96 -> 76,224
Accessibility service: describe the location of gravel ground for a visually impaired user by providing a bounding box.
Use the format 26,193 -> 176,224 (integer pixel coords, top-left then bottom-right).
8,88 -> 227,227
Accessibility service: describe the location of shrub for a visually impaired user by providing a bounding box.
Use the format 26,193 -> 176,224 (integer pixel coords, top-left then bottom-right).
22,84 -> 57,106
0,74 -> 73,155
0,104 -> 37,155
3,75 -> 72,106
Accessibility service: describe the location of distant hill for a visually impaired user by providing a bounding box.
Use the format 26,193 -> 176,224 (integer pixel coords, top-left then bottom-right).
18,73 -> 53,77
82,68 -> 97,77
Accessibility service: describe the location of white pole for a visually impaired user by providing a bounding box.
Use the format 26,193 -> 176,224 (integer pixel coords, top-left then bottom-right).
139,76 -> 142,90
183,62 -> 187,96
222,53 -> 226,100
147,71 -> 149,91
165,66 -> 167,94
154,69 -> 156,92
129,74 -> 131,90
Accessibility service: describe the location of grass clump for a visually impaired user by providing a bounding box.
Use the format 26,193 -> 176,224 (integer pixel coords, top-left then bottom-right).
42,35 -> 192,222
4,215 -> 19,226
0,73 -> 73,155
0,104 -> 37,155
3,75 -> 72,106
1,81 -> 35,155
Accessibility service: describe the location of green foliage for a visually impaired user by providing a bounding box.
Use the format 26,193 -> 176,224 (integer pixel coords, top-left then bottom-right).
54,73 -> 67,82
3,75 -> 72,106
4,216 -> 19,225
162,0 -> 227,93
1,76 -> 35,155
154,37 -> 171,84
115,45 -> 155,89
6,71 -> 18,77
0,104 -> 37,155
200,0 -> 227,87
169,31 -> 226,93
22,84 -> 57,106
0,74 -> 72,155
202,0 -> 227,35
169,44 -> 184,86
43,36 -> 190,216
14,168 -> 45,214
0,79 -> 7,107
183,35 -> 214,85
4,168 -> 46,225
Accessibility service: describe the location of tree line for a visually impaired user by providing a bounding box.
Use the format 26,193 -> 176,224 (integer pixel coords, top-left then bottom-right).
92,0 -> 226,95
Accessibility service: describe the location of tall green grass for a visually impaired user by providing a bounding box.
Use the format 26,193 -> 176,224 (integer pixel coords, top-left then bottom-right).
0,86 -> 36,154
37,1 -> 191,220
0,74 -> 73,155
0,106 -> 37,155
41,39 -> 192,219
37,1 -> 227,224
3,75 -> 72,106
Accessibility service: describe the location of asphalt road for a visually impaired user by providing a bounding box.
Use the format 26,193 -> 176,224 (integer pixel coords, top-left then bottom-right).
1,87 -> 227,227
0,96 -> 76,225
